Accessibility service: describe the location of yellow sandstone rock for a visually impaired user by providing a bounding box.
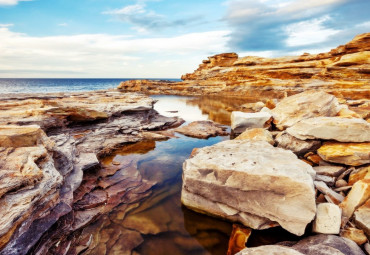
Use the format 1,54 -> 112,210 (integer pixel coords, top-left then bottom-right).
340,227 -> 368,245
235,128 -> 274,145
318,142 -> 370,166
349,166 -> 370,185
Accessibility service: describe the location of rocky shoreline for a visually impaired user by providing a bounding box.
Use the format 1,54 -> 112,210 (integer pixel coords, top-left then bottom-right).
0,33 -> 369,255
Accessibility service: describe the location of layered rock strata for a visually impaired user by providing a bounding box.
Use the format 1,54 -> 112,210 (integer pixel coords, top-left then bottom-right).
0,91 -> 183,255
118,33 -> 370,100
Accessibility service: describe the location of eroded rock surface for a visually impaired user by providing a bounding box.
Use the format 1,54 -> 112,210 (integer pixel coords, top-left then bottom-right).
181,140 -> 316,236
118,33 -> 370,100
175,120 -> 228,139
0,91 -> 183,255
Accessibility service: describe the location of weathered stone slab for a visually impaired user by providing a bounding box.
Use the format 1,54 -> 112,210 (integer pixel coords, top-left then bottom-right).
286,117 -> 370,142
318,142 -> 370,166
230,111 -> 271,133
181,140 -> 316,236
236,245 -> 304,255
313,166 -> 346,177
235,128 -> 274,145
271,91 -> 339,130
275,131 -> 321,155
354,199 -> 370,238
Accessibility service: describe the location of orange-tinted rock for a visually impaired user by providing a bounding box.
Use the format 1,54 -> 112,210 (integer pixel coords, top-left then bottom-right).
340,227 -> 368,245
235,128 -> 274,145
349,166 -> 370,185
318,142 -> 370,166
227,224 -> 252,255
118,33 -> 370,100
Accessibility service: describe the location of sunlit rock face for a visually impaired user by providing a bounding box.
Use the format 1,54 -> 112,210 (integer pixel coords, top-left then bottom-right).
118,33 -> 370,100
181,140 -> 316,236
0,91 -> 183,255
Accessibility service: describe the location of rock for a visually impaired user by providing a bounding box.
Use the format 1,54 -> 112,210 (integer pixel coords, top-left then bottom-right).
271,91 -> 339,130
340,180 -> 370,223
235,128 -> 274,145
349,166 -> 370,185
354,199 -> 370,237
175,120 -> 228,139
236,246 -> 304,255
336,180 -> 348,188
120,34 -> 369,100
0,125 -> 52,148
314,181 -> 345,204
275,132 -> 321,155
291,234 -> 366,255
318,142 -> 370,166
230,111 -> 272,133
312,203 -> 341,234
340,227 -> 368,245
76,153 -> 100,172
181,140 -> 316,236
315,175 -> 335,186
227,224 -> 251,255
286,117 -> 370,142
313,166 -> 346,177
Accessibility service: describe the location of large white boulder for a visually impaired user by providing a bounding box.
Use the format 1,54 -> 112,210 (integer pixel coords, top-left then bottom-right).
286,117 -> 370,142
271,91 -> 339,130
313,203 -> 341,234
181,140 -> 316,236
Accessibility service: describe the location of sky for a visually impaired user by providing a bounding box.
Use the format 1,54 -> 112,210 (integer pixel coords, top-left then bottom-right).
0,0 -> 369,78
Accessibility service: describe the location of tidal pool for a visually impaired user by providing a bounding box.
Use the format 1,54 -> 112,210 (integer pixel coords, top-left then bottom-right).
84,95 -> 297,255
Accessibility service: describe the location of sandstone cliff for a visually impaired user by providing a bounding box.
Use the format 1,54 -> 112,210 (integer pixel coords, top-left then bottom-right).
118,33 -> 370,100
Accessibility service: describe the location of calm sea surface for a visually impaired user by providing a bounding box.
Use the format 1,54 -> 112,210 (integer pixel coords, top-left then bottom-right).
0,78 -> 180,94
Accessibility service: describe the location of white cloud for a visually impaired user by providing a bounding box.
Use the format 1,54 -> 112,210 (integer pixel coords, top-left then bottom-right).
103,4 -> 146,15
0,26 -> 230,78
285,16 -> 340,47
0,23 -> 13,27
58,23 -> 68,27
0,0 -> 31,6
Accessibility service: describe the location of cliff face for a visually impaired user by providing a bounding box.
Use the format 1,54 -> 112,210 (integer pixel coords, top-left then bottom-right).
118,33 -> 370,99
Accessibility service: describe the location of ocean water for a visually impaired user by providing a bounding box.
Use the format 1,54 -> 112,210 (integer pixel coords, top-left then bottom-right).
0,78 -> 180,94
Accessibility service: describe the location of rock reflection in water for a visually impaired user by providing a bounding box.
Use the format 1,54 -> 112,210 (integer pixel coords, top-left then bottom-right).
185,96 -> 258,125
82,134 -> 231,255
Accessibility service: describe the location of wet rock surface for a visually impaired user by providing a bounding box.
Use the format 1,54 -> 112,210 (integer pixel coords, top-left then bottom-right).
0,91 -> 183,255
175,120 -> 228,139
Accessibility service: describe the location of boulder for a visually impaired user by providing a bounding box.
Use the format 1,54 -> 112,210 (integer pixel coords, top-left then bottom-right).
181,140 -> 316,236
271,91 -> 339,130
291,234 -> 365,255
317,142 -> 370,166
275,132 -> 321,155
286,117 -> 370,142
230,111 -> 271,133
340,179 -> 370,222
235,128 -> 274,145
312,203 -> 341,234
175,120 -> 228,139
236,246 -> 304,255
354,199 -> 370,238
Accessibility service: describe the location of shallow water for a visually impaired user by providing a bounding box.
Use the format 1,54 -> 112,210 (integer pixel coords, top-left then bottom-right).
81,95 -> 296,254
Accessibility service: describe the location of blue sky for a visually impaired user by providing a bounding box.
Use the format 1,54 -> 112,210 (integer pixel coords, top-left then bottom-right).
0,0 -> 369,78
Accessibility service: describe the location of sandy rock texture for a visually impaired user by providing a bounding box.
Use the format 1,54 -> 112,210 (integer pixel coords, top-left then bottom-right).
118,33 -> 370,100
181,140 -> 316,236
0,91 -> 183,255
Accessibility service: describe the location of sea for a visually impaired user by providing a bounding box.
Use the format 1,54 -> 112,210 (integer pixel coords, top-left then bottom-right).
0,78 -> 180,94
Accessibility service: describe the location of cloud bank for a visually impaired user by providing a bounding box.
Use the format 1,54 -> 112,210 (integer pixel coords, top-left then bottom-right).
224,0 -> 370,55
0,26 -> 230,77
0,0 -> 30,6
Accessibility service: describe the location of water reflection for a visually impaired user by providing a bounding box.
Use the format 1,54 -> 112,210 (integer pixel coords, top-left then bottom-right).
152,95 -> 257,125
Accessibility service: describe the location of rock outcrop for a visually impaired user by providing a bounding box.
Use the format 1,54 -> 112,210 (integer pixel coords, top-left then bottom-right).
174,120 -> 228,139
118,33 -> 370,100
181,140 -> 316,236
0,91 -> 183,255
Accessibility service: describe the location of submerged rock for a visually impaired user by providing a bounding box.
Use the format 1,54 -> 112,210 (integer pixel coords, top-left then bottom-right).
181,140 -> 316,236
286,117 -> 370,142
175,120 -> 228,139
271,91 -> 339,130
